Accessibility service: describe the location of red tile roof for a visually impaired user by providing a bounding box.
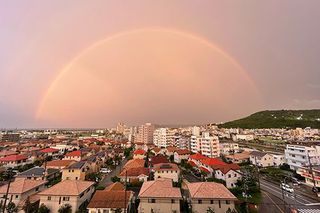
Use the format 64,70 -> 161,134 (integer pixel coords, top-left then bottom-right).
65,150 -> 81,157
189,153 -> 208,161
175,149 -> 191,155
199,166 -> 210,174
199,158 -> 226,166
139,179 -> 182,198
211,163 -> 241,174
0,154 -> 27,162
150,155 -> 169,165
188,161 -> 197,167
134,149 -> 146,155
40,148 -> 59,153
154,163 -> 179,172
119,167 -> 149,177
88,190 -> 132,209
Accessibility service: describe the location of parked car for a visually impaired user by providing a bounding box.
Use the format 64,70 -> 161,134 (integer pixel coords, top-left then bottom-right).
100,168 -> 112,174
292,177 -> 301,185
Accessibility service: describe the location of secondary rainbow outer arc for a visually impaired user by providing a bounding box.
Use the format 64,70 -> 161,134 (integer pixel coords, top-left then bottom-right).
36,27 -> 261,120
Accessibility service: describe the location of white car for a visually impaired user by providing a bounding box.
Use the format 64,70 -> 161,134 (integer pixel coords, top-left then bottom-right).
100,168 -> 112,174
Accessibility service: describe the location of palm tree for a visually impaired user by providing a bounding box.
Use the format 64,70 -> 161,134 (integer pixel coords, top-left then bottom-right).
58,204 -> 72,213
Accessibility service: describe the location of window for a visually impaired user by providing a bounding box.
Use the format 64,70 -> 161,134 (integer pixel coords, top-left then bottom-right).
234,174 -> 237,177
171,199 -> 175,203
15,195 -> 18,199
36,187 -> 39,192
218,200 -> 221,208
63,197 -> 70,201
148,199 -> 156,203
210,200 -> 214,204
47,196 -> 51,201
228,174 -> 231,178
198,200 -> 202,204
226,200 -> 230,204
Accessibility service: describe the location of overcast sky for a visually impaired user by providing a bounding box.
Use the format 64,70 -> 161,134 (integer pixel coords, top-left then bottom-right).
0,1 -> 320,128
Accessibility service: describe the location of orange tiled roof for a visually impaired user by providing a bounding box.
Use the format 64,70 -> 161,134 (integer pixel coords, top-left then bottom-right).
88,190 -> 132,209
211,163 -> 240,174
153,163 -> 179,171
119,167 -> 149,177
124,159 -> 145,169
38,180 -> 94,196
139,179 -> 182,198
187,182 -> 237,200
0,179 -> 46,194
46,160 -> 76,168
134,149 -> 146,155
189,153 -> 208,161
0,154 -> 27,162
199,158 -> 226,166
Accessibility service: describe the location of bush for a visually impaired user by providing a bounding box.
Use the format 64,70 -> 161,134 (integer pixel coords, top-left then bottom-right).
111,176 -> 120,183
96,185 -> 106,190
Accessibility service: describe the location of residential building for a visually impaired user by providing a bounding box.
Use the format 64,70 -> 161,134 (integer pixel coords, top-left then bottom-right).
119,167 -> 149,183
138,179 -> 182,213
87,182 -> 133,213
190,132 -> 220,158
0,179 -> 47,209
174,149 -> 191,163
133,149 -> 146,159
187,182 -> 237,213
46,160 -> 76,170
149,155 -> 169,167
297,166 -> 320,188
285,145 -> 320,170
212,164 -> 242,188
62,161 -> 89,181
153,128 -> 176,148
38,180 -> 95,213
63,150 -> 83,161
0,154 -> 28,168
154,163 -> 180,182
135,123 -> 155,145
124,159 -> 145,170
225,151 -> 251,164
219,143 -> 239,155
272,154 -> 286,167
39,148 -> 60,157
16,167 -> 59,181
249,151 -> 273,167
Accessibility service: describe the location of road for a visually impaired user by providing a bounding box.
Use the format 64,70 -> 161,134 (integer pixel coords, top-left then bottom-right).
99,158 -> 127,187
260,179 -> 320,213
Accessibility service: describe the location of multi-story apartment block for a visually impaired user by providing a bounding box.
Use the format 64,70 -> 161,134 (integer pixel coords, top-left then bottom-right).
219,143 -> 239,155
285,145 -> 320,170
297,166 -> 320,188
153,128 -> 177,148
190,132 -> 220,158
135,123 -> 155,145
177,136 -> 190,150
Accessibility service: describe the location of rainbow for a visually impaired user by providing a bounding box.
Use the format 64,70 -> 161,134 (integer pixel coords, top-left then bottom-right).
36,27 -> 260,119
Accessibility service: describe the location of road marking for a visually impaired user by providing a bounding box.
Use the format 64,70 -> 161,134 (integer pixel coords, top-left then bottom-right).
260,180 -> 313,204
262,191 -> 284,213
260,183 -> 305,205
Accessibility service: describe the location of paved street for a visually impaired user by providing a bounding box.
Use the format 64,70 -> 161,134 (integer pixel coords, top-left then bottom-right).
260,179 -> 320,213
99,158 -> 127,187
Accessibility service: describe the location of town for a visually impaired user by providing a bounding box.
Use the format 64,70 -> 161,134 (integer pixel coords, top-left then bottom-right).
0,123 -> 319,213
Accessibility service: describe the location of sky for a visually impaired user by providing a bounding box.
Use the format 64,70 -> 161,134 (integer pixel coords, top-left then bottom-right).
0,0 -> 320,128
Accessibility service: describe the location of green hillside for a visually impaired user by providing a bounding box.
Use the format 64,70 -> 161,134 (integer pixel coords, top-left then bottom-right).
219,110 -> 320,129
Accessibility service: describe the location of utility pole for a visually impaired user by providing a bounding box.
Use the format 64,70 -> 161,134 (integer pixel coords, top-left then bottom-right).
307,153 -> 317,193
254,156 -> 261,190
2,169 -> 13,213
124,170 -> 127,213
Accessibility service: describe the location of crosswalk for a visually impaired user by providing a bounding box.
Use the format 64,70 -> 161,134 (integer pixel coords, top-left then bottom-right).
297,209 -> 320,213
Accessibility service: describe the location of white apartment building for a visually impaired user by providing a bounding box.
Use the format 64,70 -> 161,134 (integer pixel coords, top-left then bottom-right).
190,132 -> 220,158
285,145 -> 320,170
219,143 -> 239,155
153,128 -> 175,148
135,123 -> 155,145
233,134 -> 255,141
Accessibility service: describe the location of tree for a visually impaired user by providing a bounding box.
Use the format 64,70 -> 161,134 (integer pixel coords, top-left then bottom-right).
169,155 -> 174,163
206,207 -> 215,213
114,208 -> 122,213
58,204 -> 72,213
6,202 -> 18,213
38,204 -> 50,213
111,176 -> 120,182
23,197 -> 37,213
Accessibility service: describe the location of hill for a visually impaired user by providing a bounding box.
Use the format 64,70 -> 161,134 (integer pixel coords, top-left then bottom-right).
219,109 -> 320,129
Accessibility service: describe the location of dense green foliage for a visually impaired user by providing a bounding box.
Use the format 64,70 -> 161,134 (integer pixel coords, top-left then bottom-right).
219,109 -> 320,129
